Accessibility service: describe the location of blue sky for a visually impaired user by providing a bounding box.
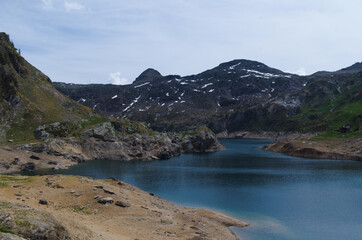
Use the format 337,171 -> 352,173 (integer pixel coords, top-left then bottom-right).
1,0 -> 361,84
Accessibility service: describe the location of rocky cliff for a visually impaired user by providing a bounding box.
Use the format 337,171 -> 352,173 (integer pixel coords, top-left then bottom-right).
0,119 -> 223,174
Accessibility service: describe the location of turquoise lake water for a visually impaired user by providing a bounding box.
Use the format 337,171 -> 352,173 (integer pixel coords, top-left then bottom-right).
30,139 -> 362,240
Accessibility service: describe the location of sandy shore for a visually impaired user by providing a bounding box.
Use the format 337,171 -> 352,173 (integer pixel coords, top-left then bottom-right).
0,175 -> 248,240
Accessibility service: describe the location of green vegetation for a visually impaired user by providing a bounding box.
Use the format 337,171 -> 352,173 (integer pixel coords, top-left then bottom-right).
287,74 -> 362,138
167,126 -> 213,139
0,176 -> 32,188
112,118 -> 155,135
0,32 -> 98,144
0,226 -> 14,234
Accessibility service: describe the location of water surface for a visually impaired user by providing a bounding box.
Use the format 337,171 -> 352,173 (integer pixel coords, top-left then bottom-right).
31,139 -> 362,240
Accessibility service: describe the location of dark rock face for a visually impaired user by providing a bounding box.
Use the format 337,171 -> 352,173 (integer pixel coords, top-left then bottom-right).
30,120 -> 223,163
79,124 -> 222,161
20,162 -> 35,171
53,60 -> 362,135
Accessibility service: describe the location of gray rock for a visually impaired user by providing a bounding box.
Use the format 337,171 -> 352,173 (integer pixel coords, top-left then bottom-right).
20,162 -> 35,171
97,197 -> 114,204
115,201 -> 130,208
70,155 -> 84,163
29,155 -> 40,160
103,188 -> 115,195
90,122 -> 116,142
33,126 -> 50,142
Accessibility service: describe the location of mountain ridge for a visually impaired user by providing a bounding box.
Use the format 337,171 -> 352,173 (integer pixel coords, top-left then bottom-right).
54,58 -> 361,136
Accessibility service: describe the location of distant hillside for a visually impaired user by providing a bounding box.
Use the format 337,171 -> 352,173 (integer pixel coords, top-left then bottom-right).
0,32 -> 94,143
54,59 -> 361,137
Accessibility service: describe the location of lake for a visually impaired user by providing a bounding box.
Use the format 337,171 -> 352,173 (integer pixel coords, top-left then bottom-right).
29,139 -> 362,240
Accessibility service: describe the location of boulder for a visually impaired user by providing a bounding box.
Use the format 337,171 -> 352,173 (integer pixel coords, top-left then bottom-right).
38,199 -> 48,205
103,188 -> 115,195
33,126 -> 50,141
115,201 -> 130,208
97,197 -> 114,204
20,162 -> 35,171
29,155 -> 40,160
82,122 -> 116,142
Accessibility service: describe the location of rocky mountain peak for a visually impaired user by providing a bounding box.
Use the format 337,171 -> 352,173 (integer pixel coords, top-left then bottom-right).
133,68 -> 162,84
218,59 -> 267,70
0,32 -> 11,43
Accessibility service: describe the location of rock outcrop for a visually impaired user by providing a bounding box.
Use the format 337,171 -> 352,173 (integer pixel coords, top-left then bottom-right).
0,201 -> 69,240
0,120 -> 224,174
78,123 -> 223,161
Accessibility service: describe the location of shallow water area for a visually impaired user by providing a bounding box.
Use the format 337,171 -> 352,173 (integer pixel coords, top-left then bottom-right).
26,139 -> 362,240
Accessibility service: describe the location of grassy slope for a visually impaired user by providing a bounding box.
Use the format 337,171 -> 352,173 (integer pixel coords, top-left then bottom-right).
0,33 -> 98,143
288,73 -> 362,139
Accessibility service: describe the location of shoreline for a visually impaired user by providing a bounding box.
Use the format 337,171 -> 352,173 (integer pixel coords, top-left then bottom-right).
0,125 -> 224,175
262,138 -> 362,161
0,174 -> 248,240
217,131 -> 362,161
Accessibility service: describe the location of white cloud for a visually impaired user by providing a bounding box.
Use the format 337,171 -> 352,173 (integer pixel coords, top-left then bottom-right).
109,72 -> 131,85
295,68 -> 308,76
64,1 -> 85,12
42,0 -> 54,10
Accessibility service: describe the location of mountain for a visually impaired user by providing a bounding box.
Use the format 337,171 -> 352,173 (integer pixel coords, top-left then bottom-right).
54,59 -> 303,131
0,32 -> 94,143
0,32 -> 223,176
54,59 -> 361,136
134,68 -> 163,84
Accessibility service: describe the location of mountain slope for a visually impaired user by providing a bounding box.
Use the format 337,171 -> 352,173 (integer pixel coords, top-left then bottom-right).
54,59 -> 306,131
0,32 -> 94,143
54,58 -> 361,136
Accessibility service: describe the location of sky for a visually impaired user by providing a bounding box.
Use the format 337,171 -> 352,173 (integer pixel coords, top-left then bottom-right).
0,0 -> 361,85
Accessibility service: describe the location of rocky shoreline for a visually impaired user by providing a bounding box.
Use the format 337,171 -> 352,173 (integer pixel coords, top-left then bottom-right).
219,130 -> 362,161
262,138 -> 362,161
0,175 -> 248,240
0,122 -> 224,174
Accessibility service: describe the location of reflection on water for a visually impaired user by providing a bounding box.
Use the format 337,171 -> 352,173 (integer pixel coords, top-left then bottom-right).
28,139 -> 362,240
